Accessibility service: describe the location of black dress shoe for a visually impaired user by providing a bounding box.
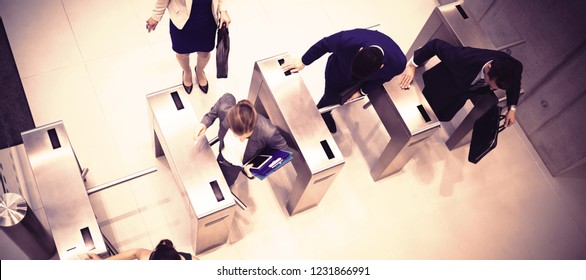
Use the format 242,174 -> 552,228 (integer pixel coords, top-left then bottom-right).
322,113 -> 337,133
195,67 -> 208,94
182,71 -> 193,94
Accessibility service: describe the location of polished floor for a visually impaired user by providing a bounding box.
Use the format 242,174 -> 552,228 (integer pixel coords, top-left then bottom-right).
1,0 -> 586,260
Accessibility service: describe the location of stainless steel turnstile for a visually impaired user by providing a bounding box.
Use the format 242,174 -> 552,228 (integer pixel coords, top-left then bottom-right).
0,192 -> 56,259
406,0 -> 520,150
147,86 -> 236,254
21,121 -> 107,259
248,53 -> 345,215
367,78 -> 441,181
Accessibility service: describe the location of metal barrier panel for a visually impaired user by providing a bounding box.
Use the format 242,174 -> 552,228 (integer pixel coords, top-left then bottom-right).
0,192 -> 56,259
405,0 -> 501,150
248,53 -> 345,216
21,121 -> 107,259
368,76 -> 441,181
146,86 -> 236,254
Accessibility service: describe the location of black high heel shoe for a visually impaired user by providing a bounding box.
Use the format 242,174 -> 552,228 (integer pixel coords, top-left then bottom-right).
182,71 -> 193,94
195,67 -> 208,94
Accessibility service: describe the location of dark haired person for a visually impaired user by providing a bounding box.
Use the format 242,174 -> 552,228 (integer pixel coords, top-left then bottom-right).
399,39 -> 523,127
87,239 -> 197,260
195,93 -> 287,187
283,28 -> 407,133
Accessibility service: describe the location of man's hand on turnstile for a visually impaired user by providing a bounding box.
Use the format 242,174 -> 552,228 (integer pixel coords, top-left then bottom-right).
505,110 -> 516,127
282,58 -> 305,73
344,91 -> 363,103
399,64 -> 416,89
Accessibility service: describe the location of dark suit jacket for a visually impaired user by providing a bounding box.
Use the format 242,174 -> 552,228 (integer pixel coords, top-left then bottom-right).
201,93 -> 287,186
302,28 -> 406,95
414,39 -> 522,108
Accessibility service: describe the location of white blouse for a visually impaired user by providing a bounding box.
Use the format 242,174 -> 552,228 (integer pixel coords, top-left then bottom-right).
221,129 -> 248,167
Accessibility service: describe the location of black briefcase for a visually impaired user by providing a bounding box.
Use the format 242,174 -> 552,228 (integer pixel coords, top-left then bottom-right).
468,105 -> 506,164
216,23 -> 229,78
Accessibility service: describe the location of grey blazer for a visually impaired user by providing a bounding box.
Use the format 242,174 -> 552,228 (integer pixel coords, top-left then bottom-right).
201,92 -> 287,166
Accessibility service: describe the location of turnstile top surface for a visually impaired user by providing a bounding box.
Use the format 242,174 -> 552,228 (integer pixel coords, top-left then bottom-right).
381,76 -> 440,137
21,121 -> 107,259
436,1 -> 496,49
147,87 -> 235,218
252,54 -> 345,173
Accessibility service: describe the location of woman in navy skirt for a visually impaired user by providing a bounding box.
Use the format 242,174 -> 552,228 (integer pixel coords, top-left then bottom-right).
146,0 -> 231,94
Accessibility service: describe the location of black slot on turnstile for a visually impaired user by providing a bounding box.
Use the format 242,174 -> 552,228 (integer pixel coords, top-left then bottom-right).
416,105 -> 432,123
47,128 -> 61,149
170,91 -> 184,110
408,137 -> 429,147
205,215 -> 228,227
277,58 -> 292,76
80,227 -> 95,250
320,140 -> 335,159
210,180 -> 224,202
314,173 -> 336,185
455,5 -> 468,19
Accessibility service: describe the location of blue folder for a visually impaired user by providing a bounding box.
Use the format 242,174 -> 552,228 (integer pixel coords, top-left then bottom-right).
248,148 -> 293,180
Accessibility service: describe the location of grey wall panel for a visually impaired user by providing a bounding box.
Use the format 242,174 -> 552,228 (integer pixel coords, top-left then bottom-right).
518,44 -> 586,135
529,93 -> 586,175
478,4 -> 523,49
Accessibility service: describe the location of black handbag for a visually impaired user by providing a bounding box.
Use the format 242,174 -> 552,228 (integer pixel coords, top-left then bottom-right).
468,105 -> 506,163
216,23 -> 229,78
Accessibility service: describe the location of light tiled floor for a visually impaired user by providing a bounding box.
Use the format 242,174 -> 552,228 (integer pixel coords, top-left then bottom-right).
1,0 -> 586,260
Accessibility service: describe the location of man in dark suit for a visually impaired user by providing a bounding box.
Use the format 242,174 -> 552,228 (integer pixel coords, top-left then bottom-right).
283,28 -> 406,133
399,39 -> 523,127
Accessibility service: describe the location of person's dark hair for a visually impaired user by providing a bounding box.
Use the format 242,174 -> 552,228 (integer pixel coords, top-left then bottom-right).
351,46 -> 384,79
226,100 -> 257,135
487,56 -> 523,91
150,239 -> 181,260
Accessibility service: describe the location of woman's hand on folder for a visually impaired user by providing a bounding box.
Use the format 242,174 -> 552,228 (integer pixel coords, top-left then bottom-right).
243,164 -> 255,179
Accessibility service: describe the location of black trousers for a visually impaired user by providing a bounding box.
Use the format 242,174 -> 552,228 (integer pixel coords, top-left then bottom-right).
218,153 -> 242,188
318,55 -> 362,116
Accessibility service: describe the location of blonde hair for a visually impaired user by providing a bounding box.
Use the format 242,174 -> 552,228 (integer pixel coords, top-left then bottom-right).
226,100 -> 257,135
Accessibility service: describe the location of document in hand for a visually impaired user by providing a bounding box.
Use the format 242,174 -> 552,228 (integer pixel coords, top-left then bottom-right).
246,148 -> 293,180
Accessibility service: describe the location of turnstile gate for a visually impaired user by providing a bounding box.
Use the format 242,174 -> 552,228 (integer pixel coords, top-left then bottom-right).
147,86 -> 236,254
248,53 -> 345,215
21,121 -> 107,259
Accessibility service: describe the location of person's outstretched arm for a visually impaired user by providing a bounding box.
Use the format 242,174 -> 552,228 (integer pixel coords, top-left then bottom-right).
282,31 -> 345,73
